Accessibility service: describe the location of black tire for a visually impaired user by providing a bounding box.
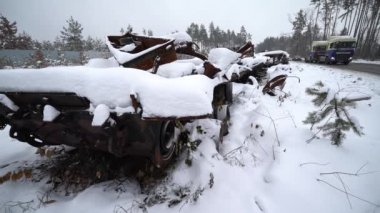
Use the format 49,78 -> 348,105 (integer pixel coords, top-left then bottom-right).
153,120 -> 177,168
0,115 -> 7,130
325,57 -> 330,65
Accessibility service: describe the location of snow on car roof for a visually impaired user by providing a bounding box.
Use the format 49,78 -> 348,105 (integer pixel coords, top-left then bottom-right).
257,50 -> 290,57
327,36 -> 356,43
312,40 -> 328,47
161,31 -> 192,44
0,67 -> 219,119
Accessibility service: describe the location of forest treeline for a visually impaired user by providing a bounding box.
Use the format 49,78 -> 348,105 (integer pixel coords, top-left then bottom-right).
256,0 -> 380,59
185,22 -> 251,53
0,15 -> 108,52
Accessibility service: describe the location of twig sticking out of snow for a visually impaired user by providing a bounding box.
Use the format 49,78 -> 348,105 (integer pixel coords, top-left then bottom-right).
319,163 -> 380,176
254,197 -> 266,212
223,146 -> 244,158
253,109 -> 281,147
1,200 -> 35,213
299,162 -> 330,167
316,178 -> 380,208
336,174 -> 352,209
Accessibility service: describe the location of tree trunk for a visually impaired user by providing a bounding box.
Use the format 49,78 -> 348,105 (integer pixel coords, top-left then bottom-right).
349,0 -> 361,35
314,3 -> 321,41
331,0 -> 341,35
354,0 -> 367,38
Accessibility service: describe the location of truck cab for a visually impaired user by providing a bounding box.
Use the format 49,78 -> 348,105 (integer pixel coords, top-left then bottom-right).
325,36 -> 356,65
309,41 -> 328,63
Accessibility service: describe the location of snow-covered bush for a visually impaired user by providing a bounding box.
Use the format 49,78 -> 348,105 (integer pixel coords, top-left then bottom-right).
0,56 -> 13,69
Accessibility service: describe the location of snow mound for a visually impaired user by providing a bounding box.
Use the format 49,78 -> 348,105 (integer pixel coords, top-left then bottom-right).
156,61 -> 196,78
257,50 -> 290,57
85,57 -> 119,68
240,55 -> 269,67
163,31 -> 192,44
208,48 -> 241,70
0,67 -> 219,118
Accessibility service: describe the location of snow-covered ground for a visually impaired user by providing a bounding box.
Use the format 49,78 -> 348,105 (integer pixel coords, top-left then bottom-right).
1,62 -> 380,213
352,59 -> 380,65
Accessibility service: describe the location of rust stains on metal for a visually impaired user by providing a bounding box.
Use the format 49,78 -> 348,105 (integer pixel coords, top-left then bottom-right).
237,41 -> 254,58
262,74 -> 288,96
203,61 -> 221,78
175,41 -> 208,60
108,33 -> 208,71
108,33 -> 177,70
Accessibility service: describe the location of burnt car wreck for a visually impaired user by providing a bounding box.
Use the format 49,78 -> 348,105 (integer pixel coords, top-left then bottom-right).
0,32 -> 282,167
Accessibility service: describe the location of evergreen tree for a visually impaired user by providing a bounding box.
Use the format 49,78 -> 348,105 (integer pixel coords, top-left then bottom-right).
186,23 -> 200,42
56,48 -> 68,66
292,10 -> 307,55
60,16 -> 84,51
214,26 -> 222,46
16,31 -> 33,50
209,22 -> 216,46
41,40 -> 54,50
237,25 -> 248,45
93,38 -> 106,51
84,36 -> 95,51
147,29 -> 153,36
53,36 -> 64,50
127,24 -> 133,33
198,24 -> 208,48
231,30 -> 237,47
79,51 -> 89,65
0,15 -> 18,49
33,40 -> 42,50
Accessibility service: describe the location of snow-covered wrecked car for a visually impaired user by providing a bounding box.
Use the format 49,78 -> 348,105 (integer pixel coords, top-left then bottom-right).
0,32 -> 269,167
257,50 -> 290,66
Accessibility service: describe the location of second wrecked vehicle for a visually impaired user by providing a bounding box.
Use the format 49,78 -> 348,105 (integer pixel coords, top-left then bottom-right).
0,32 -> 274,167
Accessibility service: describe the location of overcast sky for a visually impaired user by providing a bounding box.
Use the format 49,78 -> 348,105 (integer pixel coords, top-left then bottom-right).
1,0 -> 312,44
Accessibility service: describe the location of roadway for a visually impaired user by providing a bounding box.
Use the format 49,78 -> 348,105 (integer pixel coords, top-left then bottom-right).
297,61 -> 380,75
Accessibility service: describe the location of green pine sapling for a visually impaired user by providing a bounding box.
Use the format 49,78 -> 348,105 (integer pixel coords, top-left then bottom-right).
304,81 -> 370,145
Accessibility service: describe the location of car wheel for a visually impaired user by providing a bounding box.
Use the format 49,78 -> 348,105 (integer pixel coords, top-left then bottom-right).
153,120 -> 177,168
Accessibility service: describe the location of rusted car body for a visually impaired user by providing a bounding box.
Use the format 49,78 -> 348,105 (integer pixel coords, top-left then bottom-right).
0,32 -> 264,167
259,50 -> 289,66
0,83 -> 232,167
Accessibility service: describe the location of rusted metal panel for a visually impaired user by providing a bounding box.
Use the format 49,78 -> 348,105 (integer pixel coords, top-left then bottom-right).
203,61 -> 221,78
1,94 -> 162,158
237,41 -> 254,58
175,41 -> 208,60
108,33 -> 177,70
4,92 -> 90,111
108,33 -> 208,71
262,74 -> 288,96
